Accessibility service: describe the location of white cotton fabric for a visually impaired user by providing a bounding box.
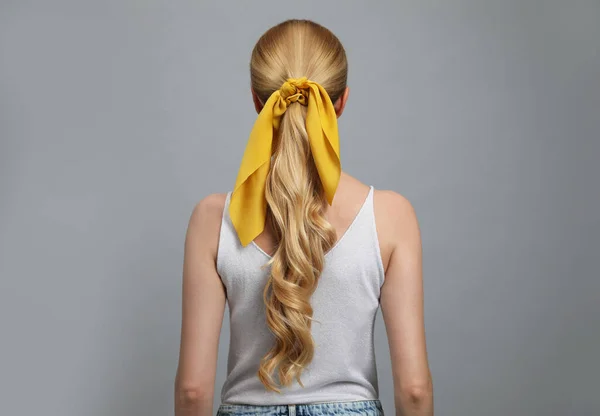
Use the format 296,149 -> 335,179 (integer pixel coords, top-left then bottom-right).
216,185 -> 385,405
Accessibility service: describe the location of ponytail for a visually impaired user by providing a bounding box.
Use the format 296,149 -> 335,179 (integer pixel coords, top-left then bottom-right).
229,18 -> 348,392
257,101 -> 337,391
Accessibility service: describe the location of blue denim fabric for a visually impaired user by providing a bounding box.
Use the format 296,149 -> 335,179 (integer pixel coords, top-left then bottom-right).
216,399 -> 384,416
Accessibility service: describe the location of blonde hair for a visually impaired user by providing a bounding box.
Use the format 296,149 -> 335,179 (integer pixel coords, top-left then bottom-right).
249,19 -> 348,392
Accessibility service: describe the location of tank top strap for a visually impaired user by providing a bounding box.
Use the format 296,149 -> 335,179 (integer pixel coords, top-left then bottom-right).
216,191 -> 242,278
331,185 -> 385,289
367,185 -> 386,288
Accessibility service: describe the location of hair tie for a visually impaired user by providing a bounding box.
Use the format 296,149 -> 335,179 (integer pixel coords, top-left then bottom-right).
229,77 -> 341,246
279,77 -> 309,106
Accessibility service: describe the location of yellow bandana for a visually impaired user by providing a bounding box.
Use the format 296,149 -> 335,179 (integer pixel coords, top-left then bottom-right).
229,77 -> 341,247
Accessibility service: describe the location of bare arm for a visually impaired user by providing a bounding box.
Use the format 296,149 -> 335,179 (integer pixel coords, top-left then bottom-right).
378,192 -> 433,416
174,194 -> 227,416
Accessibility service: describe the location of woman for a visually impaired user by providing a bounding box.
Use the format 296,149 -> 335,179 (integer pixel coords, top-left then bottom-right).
174,19 -> 433,416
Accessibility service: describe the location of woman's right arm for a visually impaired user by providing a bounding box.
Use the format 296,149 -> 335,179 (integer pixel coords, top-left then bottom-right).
378,191 -> 433,416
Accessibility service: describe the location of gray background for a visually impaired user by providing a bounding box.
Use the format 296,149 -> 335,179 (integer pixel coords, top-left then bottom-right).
1,1 -> 598,415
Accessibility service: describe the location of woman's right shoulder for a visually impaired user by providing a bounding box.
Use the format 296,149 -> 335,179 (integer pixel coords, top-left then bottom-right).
185,193 -> 230,257
188,192 -> 229,226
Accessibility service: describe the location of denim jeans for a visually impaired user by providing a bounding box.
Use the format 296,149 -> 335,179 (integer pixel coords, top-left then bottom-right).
216,399 -> 384,416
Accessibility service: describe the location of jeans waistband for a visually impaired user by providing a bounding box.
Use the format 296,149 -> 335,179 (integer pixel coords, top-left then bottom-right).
217,399 -> 384,416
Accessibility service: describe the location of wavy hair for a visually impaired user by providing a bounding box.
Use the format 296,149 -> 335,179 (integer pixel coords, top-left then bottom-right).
249,19 -> 348,392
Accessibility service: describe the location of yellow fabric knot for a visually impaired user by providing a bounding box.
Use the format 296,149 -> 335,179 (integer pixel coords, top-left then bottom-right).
229,77 -> 342,247
280,77 -> 310,106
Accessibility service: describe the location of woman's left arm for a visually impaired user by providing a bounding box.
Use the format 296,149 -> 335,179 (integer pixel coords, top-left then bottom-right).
174,194 -> 228,416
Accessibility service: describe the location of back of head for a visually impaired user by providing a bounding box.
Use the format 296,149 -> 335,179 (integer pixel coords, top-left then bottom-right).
248,19 -> 348,392
251,19 -> 348,106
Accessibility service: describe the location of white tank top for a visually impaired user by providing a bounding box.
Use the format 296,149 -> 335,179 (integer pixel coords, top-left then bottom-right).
216,185 -> 385,405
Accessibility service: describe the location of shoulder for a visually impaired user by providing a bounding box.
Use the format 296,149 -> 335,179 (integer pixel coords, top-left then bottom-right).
373,189 -> 419,229
188,192 -> 228,227
186,193 -> 229,253
372,189 -> 421,267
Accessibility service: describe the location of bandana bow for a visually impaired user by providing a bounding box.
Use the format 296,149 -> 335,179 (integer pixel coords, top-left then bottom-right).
229,77 -> 341,247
